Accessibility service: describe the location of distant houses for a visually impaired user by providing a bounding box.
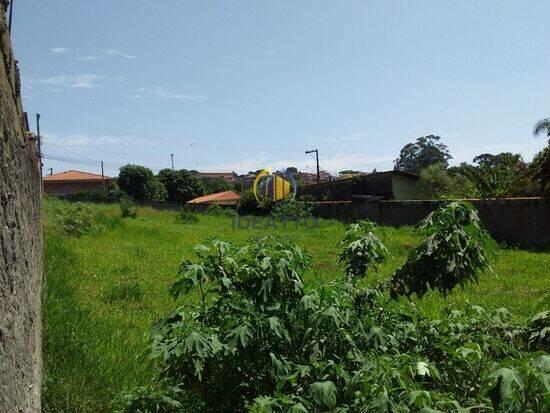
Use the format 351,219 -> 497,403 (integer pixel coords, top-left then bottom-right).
43,170 -> 114,195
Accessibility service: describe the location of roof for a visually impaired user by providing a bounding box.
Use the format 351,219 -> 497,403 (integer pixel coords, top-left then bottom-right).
187,190 -> 241,205
43,170 -> 113,182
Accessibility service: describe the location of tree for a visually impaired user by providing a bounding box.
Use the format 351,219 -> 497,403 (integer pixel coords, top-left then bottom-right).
117,164 -> 155,200
417,163 -> 454,199
157,169 -> 204,203
530,146 -> 550,196
198,177 -> 231,195
144,177 -> 168,201
394,135 -> 452,173
533,118 -> 550,144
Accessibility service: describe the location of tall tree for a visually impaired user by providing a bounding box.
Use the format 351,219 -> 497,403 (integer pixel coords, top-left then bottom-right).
533,117 -> 550,144
394,135 -> 452,174
117,164 -> 155,200
157,169 -> 204,203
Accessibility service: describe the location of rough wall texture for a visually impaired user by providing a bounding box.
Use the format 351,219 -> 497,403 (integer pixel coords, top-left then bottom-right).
0,1 -> 43,411
312,198 -> 550,248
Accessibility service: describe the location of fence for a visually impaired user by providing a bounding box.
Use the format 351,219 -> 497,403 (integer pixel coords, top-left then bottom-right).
311,198 -> 550,248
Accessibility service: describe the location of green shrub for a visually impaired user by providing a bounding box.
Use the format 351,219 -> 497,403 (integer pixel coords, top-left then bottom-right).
237,189 -> 272,215
389,201 -> 494,298
204,204 -> 236,217
339,220 -> 388,280
271,198 -> 313,220
56,203 -> 98,237
177,207 -> 199,224
120,198 -> 137,218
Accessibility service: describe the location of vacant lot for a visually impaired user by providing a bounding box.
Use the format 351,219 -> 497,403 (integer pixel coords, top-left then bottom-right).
42,198 -> 550,412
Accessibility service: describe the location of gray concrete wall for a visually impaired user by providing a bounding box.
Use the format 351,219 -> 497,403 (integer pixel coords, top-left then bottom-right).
0,1 -> 43,411
311,198 -> 550,248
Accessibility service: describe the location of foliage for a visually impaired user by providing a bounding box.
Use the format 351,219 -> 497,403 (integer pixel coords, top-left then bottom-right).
459,153 -> 534,198
144,177 -> 168,202
533,117 -> 550,144
199,176 -> 232,195
530,145 -> 550,196
394,135 -> 452,173
118,164 -> 155,201
204,204 -> 236,216
120,198 -> 137,218
157,169 -> 205,203
271,198 -> 313,220
119,230 -> 547,412
390,202 -> 494,298
417,163 -> 456,199
177,206 -> 199,224
339,220 -> 388,280
56,202 -> 99,237
237,189 -> 274,216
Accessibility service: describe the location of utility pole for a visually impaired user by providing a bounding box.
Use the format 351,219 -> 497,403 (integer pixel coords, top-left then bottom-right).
305,149 -> 320,183
101,161 -> 106,193
49,168 -> 53,175
36,113 -> 43,195
171,153 -> 174,170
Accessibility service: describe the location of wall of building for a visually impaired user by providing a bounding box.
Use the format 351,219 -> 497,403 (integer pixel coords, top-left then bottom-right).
0,2 -> 43,410
392,175 -> 419,200
311,198 -> 550,248
43,180 -> 111,195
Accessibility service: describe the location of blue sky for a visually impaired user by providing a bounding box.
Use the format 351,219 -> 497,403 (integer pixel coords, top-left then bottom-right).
13,0 -> 550,177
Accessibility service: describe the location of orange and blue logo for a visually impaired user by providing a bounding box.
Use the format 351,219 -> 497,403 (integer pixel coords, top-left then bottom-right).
253,168 -> 297,202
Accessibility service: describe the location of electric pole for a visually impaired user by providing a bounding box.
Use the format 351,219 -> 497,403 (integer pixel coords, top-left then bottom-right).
305,149 -> 320,183
36,113 -> 43,195
171,153 -> 174,170
49,168 -> 53,175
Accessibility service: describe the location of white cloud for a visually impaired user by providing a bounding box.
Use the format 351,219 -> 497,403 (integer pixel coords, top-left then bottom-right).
102,49 -> 136,59
130,87 -> 208,101
40,74 -> 103,89
51,47 -> 67,54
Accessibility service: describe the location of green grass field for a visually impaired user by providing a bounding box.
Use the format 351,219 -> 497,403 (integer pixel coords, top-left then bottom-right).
42,198 -> 550,412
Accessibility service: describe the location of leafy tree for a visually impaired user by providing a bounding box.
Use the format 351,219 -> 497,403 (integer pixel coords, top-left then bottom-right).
529,145 -> 550,196
417,163 -> 455,199
144,177 -> 168,202
389,202 -> 494,298
117,164 -> 155,200
338,169 -> 363,175
198,177 -> 232,195
533,117 -> 550,144
157,169 -> 204,203
394,135 -> 452,173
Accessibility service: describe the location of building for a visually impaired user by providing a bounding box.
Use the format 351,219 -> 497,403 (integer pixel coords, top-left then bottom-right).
297,170 -> 420,201
43,170 -> 114,195
193,171 -> 238,184
187,190 -> 241,207
295,170 -> 332,186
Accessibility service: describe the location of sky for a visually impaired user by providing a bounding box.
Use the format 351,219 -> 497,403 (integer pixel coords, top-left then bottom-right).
13,0 -> 550,177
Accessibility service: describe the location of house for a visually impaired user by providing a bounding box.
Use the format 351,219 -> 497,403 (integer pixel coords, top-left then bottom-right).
193,171 -> 238,184
297,170 -> 420,201
187,190 -> 240,207
43,170 -> 114,195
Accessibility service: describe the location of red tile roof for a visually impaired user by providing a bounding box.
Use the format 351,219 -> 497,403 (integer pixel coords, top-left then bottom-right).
43,170 -> 113,182
187,190 -> 240,205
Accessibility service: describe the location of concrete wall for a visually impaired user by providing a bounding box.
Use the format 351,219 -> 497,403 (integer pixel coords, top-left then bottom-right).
43,180 -> 113,195
311,198 -> 550,248
0,2 -> 43,411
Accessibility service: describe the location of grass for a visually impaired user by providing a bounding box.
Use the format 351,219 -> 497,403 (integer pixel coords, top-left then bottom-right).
42,198 -> 550,412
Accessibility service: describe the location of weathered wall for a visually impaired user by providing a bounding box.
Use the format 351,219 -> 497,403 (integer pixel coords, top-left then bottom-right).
0,1 -> 43,411
311,198 -> 550,248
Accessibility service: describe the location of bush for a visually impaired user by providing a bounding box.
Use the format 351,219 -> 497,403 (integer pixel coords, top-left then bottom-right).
56,203 -> 98,237
177,207 -> 199,224
117,204 -> 546,412
389,201 -> 494,298
120,198 -> 137,218
270,198 -> 313,220
204,204 -> 236,217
